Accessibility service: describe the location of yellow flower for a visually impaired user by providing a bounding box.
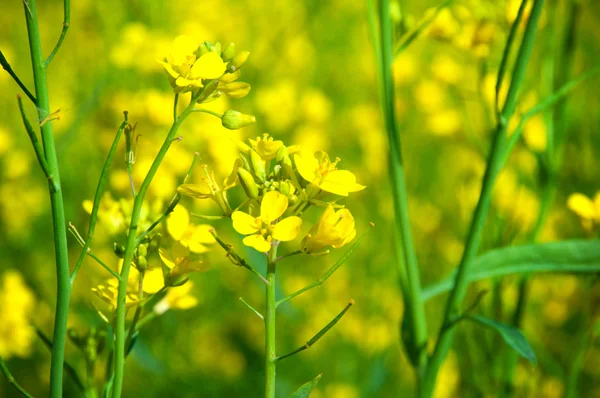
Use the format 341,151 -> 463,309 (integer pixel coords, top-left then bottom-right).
567,191 -> 600,230
167,205 -> 216,253
302,205 -> 356,254
92,279 -> 139,310
158,35 -> 227,93
232,191 -> 302,252
294,151 -> 365,196
0,270 -> 36,359
159,242 -> 210,281
234,133 -> 301,161
153,282 -> 199,315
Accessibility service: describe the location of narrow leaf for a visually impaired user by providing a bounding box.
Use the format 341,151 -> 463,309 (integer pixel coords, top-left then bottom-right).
422,240 -> 600,301
289,373 -> 323,398
466,314 -> 536,364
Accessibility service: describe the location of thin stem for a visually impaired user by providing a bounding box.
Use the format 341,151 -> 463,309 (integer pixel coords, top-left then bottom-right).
276,233 -> 366,308
127,162 -> 136,198
173,93 -> 179,122
71,115 -> 129,284
210,230 -> 270,285
68,223 -> 120,280
136,152 -> 200,245
191,108 -> 223,119
0,357 -> 34,398
44,0 -> 70,67
125,273 -> 145,356
276,299 -> 354,362
264,245 -> 278,398
0,51 -> 36,103
422,1 -> 545,395
274,250 -> 302,263
23,1 -> 71,396
16,95 -> 59,192
377,0 -> 428,379
111,88 -> 208,398
239,297 -> 264,320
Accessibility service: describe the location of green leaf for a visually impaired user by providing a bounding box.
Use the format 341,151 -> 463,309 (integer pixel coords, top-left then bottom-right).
466,314 -> 536,365
422,240 -> 600,301
289,373 -> 323,398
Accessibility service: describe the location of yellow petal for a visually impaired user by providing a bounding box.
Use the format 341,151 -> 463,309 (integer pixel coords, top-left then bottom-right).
294,152 -> 318,183
243,234 -> 272,252
167,206 -> 190,241
272,216 -> 302,241
567,193 -> 595,220
158,61 -> 180,79
178,183 -> 212,199
171,35 -> 198,65
191,52 -> 227,79
143,268 -> 165,294
320,170 -> 366,196
158,247 -> 176,269
232,211 -> 261,235
261,191 -> 288,224
175,76 -> 204,88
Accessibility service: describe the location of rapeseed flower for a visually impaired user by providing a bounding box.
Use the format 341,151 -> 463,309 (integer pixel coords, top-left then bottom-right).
302,205 -> 356,254
295,151 -> 365,197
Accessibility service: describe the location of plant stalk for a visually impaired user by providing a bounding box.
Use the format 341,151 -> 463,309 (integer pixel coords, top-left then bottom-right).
23,1 -> 71,396
421,0 -> 545,395
111,95 -> 199,398
264,245 -> 278,398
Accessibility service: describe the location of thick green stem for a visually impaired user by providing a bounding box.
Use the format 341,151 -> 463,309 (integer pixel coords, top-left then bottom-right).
23,1 -> 71,396
111,96 -> 198,398
264,245 -> 278,398
421,1 -> 545,396
375,0 -> 429,383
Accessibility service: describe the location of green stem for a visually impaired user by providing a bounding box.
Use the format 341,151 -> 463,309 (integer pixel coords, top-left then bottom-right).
0,357 -> 34,398
264,245 -> 278,398
377,0 -> 428,380
421,1 -> 545,396
191,108 -> 223,119
0,51 -> 36,103
23,1 -> 71,396
44,0 -> 70,67
71,115 -> 129,284
111,93 -> 201,398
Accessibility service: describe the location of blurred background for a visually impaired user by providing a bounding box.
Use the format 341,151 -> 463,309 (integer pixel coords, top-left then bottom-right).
1,0 -> 599,396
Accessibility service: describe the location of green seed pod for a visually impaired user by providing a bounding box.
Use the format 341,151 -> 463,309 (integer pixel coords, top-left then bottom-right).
228,51 -> 250,72
250,150 -> 266,182
222,42 -> 235,61
238,168 -> 259,199
221,110 -> 256,130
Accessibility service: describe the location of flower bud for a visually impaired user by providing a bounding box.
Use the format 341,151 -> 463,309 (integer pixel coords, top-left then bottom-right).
137,244 -> 148,257
113,242 -> 125,258
136,256 -> 148,271
221,110 -> 256,130
197,79 -> 220,103
197,43 -> 209,57
221,82 -> 251,99
213,41 -> 222,54
250,150 -> 266,182
222,43 -> 235,61
228,51 -> 250,72
238,168 -> 260,199
124,122 -> 139,165
278,181 -> 294,196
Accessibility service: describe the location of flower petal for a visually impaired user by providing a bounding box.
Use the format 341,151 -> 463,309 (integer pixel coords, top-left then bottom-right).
158,247 -> 176,269
567,193 -> 596,220
143,268 -> 165,294
261,191 -> 288,224
232,211 -> 260,235
243,234 -> 271,252
294,152 -> 318,183
177,183 -> 212,199
167,205 -> 190,241
191,52 -> 227,79
320,170 -> 366,196
272,216 -> 302,241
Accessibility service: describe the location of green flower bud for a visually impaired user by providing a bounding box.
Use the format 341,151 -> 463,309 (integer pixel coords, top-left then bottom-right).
221,110 -> 256,130
213,41 -> 222,54
138,244 -> 148,257
197,79 -> 220,103
113,242 -> 125,258
221,82 -> 251,99
204,40 -> 214,51
228,51 -> 250,72
222,42 -> 236,61
238,168 -> 260,199
275,146 -> 289,163
197,43 -> 209,57
169,275 -> 190,287
137,256 -> 148,271
250,150 -> 266,182
278,181 -> 294,196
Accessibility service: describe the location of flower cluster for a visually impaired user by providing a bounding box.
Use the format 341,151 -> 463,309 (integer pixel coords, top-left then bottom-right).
179,134 -> 365,255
